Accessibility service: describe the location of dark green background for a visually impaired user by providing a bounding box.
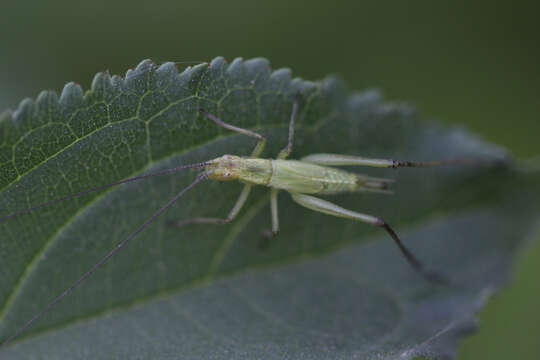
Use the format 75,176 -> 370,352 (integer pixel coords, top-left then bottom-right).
1,1 -> 538,358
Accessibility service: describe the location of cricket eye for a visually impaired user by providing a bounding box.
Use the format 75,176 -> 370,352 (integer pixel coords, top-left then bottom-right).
224,171 -> 232,178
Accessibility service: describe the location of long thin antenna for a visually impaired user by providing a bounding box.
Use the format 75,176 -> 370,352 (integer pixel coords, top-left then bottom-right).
0,172 -> 209,348
0,162 -> 209,224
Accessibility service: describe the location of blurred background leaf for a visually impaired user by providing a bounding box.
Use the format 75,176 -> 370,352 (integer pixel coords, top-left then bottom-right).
1,1 -> 539,358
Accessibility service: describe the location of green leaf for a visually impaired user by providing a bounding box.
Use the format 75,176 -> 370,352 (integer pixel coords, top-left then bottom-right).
0,57 -> 538,359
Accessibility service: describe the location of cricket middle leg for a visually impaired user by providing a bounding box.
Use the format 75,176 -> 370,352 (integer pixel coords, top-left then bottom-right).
169,184 -> 252,228
259,188 -> 280,249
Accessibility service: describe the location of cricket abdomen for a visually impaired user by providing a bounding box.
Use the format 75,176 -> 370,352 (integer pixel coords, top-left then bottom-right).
267,160 -> 358,195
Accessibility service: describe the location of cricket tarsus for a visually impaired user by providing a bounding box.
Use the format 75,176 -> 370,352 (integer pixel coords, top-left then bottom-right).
392,158 -> 496,168
0,173 -> 208,348
378,221 -> 449,284
0,162 -> 208,224
258,229 -> 279,250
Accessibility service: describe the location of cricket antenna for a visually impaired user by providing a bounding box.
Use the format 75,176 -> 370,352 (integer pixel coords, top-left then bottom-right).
0,171 -> 211,348
152,60 -> 207,68
0,161 -> 209,224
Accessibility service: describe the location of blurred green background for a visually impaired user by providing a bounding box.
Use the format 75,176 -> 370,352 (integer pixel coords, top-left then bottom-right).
1,0 -> 539,358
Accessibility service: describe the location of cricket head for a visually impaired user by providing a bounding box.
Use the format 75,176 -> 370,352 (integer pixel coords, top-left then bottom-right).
205,154 -> 243,181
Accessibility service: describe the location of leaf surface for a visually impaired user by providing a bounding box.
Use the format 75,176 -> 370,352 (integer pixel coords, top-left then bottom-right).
0,58 -> 538,359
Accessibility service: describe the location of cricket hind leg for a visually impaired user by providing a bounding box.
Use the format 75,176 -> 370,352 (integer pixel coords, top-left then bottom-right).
169,184 -> 252,228
290,192 -> 449,284
300,153 -> 484,169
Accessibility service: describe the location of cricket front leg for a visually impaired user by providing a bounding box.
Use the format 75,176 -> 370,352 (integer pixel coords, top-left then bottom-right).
277,95 -> 299,160
199,109 -> 266,157
290,192 -> 448,284
169,184 -> 252,228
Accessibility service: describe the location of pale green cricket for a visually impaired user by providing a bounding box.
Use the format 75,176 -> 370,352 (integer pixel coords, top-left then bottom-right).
186,100 -> 451,283
1,95 -> 456,347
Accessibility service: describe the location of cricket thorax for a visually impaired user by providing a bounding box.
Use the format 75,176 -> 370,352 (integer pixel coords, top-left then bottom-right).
206,155 -> 273,185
